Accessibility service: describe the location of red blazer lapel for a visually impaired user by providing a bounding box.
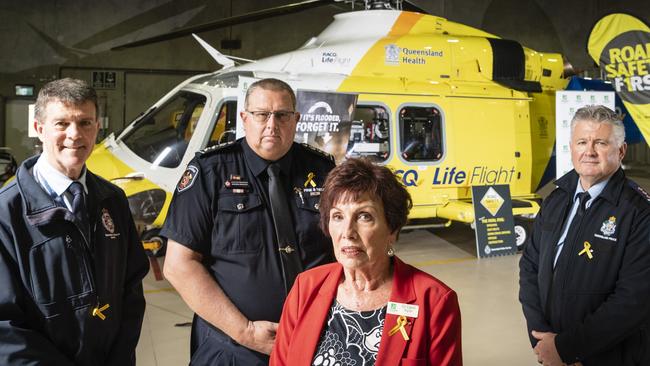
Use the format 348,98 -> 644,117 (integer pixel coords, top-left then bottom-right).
375,257 -> 417,365
292,265 -> 343,365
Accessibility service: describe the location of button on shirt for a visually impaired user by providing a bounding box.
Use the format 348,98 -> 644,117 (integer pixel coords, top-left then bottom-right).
32,155 -> 88,211
553,178 -> 609,266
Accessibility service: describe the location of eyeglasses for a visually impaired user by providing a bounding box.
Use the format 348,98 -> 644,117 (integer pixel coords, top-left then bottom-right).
246,110 -> 297,124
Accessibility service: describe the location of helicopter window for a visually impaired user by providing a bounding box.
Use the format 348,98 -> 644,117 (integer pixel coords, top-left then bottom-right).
346,105 -> 390,162
121,91 -> 207,168
207,100 -> 237,147
399,106 -> 443,162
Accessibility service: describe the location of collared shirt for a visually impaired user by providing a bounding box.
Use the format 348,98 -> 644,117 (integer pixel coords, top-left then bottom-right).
32,155 -> 88,212
241,139 -> 294,204
553,178 -> 609,266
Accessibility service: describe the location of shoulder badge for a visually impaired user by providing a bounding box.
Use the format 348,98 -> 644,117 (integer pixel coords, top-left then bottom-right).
627,179 -> 650,203
196,140 -> 236,158
177,165 -> 199,193
300,143 -> 335,163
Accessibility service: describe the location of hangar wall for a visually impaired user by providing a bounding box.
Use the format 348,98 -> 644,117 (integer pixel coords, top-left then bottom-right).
0,0 -> 648,164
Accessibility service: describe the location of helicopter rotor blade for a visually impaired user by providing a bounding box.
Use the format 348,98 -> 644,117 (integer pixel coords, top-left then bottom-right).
112,0 -> 337,50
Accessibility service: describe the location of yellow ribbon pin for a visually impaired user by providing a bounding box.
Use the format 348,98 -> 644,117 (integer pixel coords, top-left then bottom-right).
304,172 -> 317,188
578,241 -> 593,260
388,315 -> 410,341
92,303 -> 110,320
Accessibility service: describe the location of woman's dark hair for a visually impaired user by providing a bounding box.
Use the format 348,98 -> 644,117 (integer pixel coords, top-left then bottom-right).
319,158 -> 412,236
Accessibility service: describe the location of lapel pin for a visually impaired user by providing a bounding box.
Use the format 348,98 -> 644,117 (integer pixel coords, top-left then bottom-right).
578,241 -> 594,260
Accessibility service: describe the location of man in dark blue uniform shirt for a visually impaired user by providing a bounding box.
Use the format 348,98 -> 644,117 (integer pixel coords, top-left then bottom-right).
519,105 -> 650,366
0,78 -> 148,365
161,78 -> 335,365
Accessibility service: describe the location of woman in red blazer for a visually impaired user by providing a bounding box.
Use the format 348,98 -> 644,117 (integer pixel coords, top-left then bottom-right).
271,158 -> 462,366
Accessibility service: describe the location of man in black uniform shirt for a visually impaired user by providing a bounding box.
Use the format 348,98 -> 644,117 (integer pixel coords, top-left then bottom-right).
161,78 -> 335,364
519,105 -> 650,366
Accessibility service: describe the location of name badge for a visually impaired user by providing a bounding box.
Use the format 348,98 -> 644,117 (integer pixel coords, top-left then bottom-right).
387,302 -> 419,318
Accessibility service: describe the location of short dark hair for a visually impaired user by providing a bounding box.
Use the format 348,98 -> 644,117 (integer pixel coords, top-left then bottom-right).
319,158 -> 412,236
244,78 -> 296,110
35,78 -> 98,122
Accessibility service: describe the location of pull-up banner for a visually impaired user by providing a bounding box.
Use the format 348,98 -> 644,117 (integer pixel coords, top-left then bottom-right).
588,13 -> 650,145
295,90 -> 357,164
472,184 -> 517,258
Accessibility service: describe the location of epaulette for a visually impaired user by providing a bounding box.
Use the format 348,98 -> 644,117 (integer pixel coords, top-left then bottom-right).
628,179 -> 650,204
300,143 -> 335,163
196,140 -> 236,157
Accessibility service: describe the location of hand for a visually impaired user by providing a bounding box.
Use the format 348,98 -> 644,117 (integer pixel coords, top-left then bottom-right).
532,331 -> 564,366
238,320 -> 279,355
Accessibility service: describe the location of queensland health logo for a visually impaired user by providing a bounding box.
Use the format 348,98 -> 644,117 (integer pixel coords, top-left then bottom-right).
385,44 -> 401,65
385,43 -> 443,66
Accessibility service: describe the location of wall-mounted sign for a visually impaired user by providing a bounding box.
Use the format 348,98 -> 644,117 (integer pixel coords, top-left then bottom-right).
15,84 -> 34,97
92,71 -> 116,89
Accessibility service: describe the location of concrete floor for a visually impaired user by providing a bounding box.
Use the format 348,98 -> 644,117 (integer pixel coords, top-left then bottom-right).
136,173 -> 650,366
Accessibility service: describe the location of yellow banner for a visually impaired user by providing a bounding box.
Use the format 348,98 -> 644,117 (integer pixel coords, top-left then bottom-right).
588,13 -> 650,144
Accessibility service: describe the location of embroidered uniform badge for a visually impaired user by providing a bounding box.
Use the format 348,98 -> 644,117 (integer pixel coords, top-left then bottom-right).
177,165 -> 198,192
102,208 -> 121,239
600,216 -> 616,236
102,208 -> 115,234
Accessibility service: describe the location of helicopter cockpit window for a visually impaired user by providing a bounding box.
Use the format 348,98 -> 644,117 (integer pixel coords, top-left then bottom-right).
121,91 -> 207,168
399,106 -> 443,162
346,105 -> 390,162
207,100 -> 237,147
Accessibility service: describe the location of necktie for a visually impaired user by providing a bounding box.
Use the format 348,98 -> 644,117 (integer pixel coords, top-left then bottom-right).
68,182 -> 90,243
563,191 -> 591,248
575,191 -> 591,216
267,163 -> 303,294
554,191 -> 591,267
548,191 -> 591,322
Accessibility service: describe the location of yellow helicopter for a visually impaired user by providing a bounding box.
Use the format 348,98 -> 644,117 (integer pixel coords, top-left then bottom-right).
87,0 -> 571,255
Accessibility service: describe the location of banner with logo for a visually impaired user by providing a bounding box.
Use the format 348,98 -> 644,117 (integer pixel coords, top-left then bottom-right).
471,184 -> 517,258
588,13 -> 650,145
555,91 -> 615,179
295,90 -> 358,163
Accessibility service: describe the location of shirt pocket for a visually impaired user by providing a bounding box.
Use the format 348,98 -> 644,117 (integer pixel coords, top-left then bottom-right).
215,194 -> 264,254
568,235 -> 619,293
28,234 -> 93,318
294,194 -> 325,249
